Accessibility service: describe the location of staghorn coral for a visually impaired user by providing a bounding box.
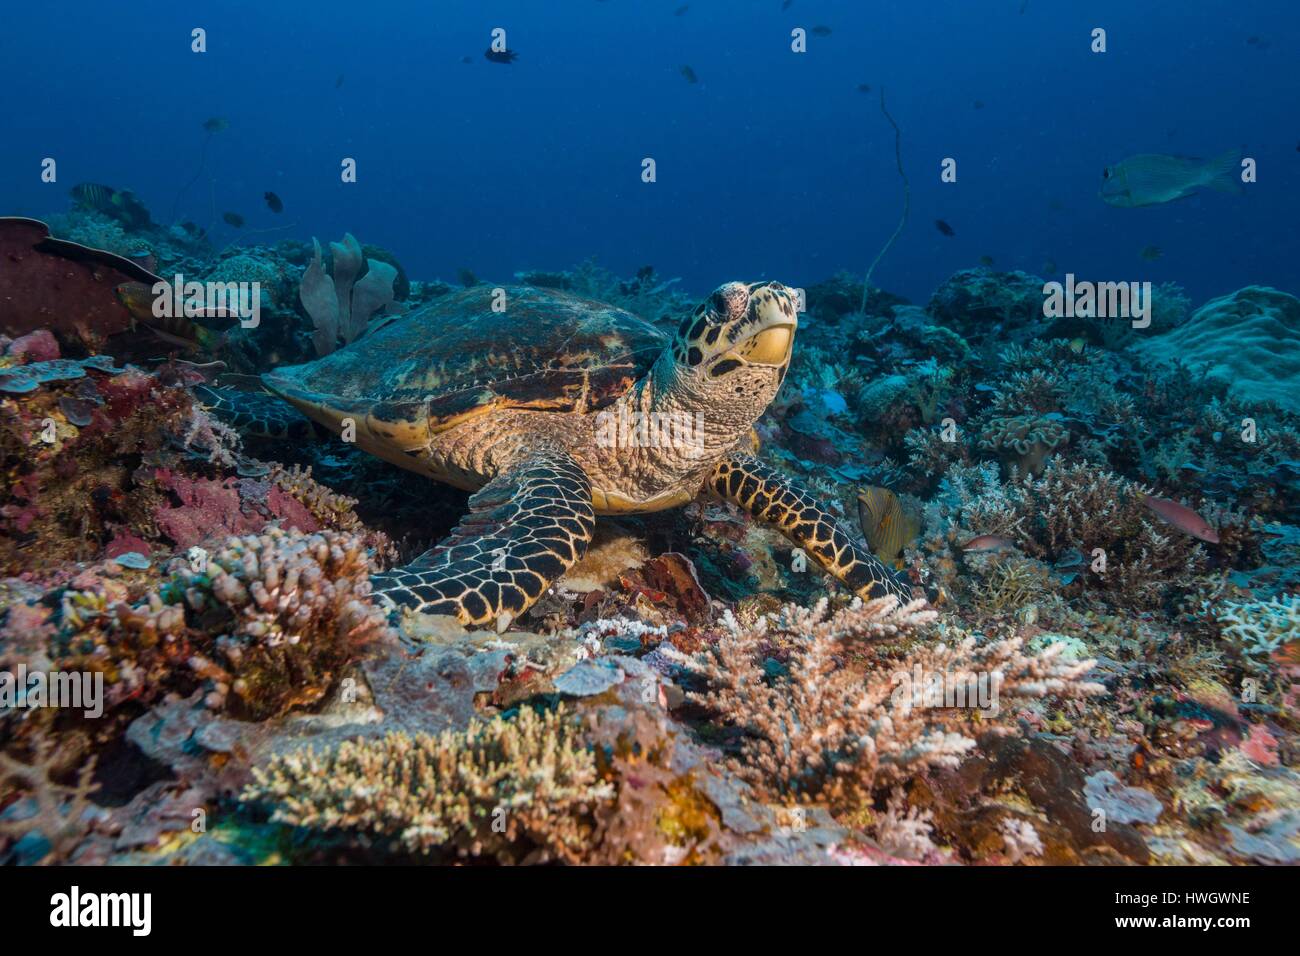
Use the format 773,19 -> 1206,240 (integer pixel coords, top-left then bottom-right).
969,556 -> 1053,616
903,425 -> 970,479
663,596 -> 1102,809
949,460 -> 1208,609
1211,595 -> 1299,672
0,738 -> 100,864
242,706 -> 613,862
989,368 -> 1064,415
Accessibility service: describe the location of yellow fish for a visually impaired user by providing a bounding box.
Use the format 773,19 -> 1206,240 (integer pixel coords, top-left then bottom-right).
856,486 -> 920,566
115,283 -> 223,352
1100,150 -> 1242,207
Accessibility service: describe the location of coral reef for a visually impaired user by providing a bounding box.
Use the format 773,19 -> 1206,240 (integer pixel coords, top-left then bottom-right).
2,224 -> 1297,869
663,597 -> 1102,809
1136,286 -> 1300,414
243,706 -> 612,862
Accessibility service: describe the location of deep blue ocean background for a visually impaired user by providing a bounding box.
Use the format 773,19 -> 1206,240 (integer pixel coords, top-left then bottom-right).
3,0 -> 1296,304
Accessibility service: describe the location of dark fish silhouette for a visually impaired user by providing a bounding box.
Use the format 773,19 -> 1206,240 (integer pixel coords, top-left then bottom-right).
782,0 -> 793,9
70,184 -> 154,230
485,48 -> 518,64
680,65 -> 698,84
222,211 -> 245,228
674,4 -> 689,14
811,25 -> 832,37
264,191 -> 284,214
973,99 -> 985,109
857,83 -> 872,93
202,117 -> 229,134
70,183 -> 116,210
935,219 -> 955,236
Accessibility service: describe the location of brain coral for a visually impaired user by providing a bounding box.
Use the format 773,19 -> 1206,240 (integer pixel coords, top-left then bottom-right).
1135,286 -> 1300,413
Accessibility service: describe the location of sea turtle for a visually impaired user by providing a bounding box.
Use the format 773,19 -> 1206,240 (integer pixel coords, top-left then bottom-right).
220,281 -> 914,628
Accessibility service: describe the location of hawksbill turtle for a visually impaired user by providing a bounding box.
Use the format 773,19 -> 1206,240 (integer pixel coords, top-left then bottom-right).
209,281 -> 914,628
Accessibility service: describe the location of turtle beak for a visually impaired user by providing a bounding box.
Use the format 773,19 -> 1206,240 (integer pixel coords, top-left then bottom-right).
737,319 -> 796,366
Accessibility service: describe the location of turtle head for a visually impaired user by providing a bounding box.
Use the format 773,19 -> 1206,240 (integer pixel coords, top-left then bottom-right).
671,281 -> 798,408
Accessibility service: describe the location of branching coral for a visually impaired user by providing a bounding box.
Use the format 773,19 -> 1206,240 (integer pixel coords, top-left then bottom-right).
948,460 -> 1208,609
1212,595 -> 1299,672
243,706 -> 613,862
48,526 -> 392,721
159,527 -> 390,717
904,426 -> 969,479
663,597 -> 1102,809
0,738 -> 99,864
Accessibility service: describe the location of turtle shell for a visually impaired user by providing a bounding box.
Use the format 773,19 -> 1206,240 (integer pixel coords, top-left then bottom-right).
263,285 -> 666,444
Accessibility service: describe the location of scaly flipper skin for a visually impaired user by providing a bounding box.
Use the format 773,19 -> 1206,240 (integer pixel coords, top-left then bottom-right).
195,385 -> 316,441
710,452 -> 914,603
372,447 -> 595,627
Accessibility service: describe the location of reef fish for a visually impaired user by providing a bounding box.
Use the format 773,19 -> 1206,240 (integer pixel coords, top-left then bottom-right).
857,486 -> 920,565
484,47 -> 518,64
811,25 -> 832,36
264,191 -> 283,213
115,282 -> 225,352
202,117 -> 229,134
222,212 -> 245,228
679,65 -> 698,84
935,219 -> 955,236
960,534 -> 1018,553
1100,150 -> 1242,208
70,184 -> 154,230
1137,491 -> 1220,543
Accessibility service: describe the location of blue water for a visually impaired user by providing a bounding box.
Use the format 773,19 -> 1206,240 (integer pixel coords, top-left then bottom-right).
3,0 -> 1297,303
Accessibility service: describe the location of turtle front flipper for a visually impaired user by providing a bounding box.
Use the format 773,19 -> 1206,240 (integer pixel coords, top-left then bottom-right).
194,385 -> 316,441
709,452 -> 915,604
372,446 -> 595,629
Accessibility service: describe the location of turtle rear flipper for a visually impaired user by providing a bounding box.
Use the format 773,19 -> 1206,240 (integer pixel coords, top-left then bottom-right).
195,385 -> 317,441
372,446 -> 595,629
710,452 -> 914,604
